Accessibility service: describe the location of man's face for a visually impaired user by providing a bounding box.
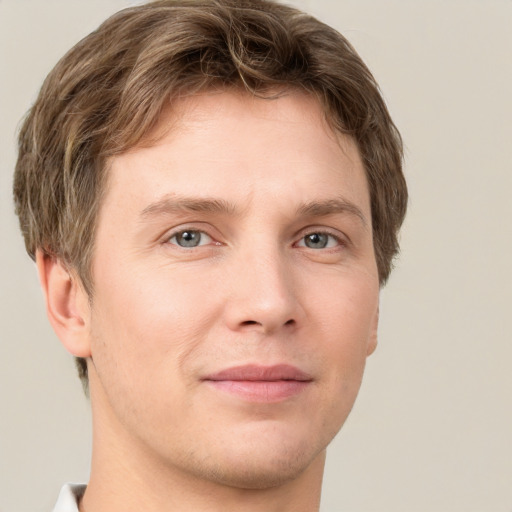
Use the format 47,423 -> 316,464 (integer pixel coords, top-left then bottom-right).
85,91 -> 379,488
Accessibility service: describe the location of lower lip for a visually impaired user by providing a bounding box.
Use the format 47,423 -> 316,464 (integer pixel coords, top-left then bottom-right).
205,380 -> 310,402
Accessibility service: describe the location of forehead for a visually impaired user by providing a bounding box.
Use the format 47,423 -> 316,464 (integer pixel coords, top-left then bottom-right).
103,90 -> 370,220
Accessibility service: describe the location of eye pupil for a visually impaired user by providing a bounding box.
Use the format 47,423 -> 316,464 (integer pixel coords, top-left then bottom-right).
305,233 -> 328,249
176,231 -> 201,247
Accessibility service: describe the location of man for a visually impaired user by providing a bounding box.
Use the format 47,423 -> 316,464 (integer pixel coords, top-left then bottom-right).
13,0 -> 407,510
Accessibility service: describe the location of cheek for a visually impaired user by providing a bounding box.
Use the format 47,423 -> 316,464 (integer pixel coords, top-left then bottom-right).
311,271 -> 378,396
87,272 -> 216,437
310,265 -> 378,345
88,263 -> 221,389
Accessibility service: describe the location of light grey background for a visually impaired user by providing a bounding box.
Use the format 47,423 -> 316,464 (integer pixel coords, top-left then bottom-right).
1,1 -> 511,511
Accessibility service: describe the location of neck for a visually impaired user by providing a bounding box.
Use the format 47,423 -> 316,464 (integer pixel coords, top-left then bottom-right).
82,442 -> 325,512
82,456 -> 325,512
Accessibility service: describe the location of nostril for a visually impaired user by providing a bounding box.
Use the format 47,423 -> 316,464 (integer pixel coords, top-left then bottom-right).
236,318 -> 296,332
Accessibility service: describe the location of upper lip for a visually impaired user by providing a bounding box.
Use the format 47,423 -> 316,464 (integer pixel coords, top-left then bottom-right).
203,364 -> 313,382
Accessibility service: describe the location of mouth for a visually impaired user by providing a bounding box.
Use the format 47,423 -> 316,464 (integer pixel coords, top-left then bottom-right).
202,364 -> 313,403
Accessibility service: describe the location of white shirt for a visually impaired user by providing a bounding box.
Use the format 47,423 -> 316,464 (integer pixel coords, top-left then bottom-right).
52,484 -> 86,512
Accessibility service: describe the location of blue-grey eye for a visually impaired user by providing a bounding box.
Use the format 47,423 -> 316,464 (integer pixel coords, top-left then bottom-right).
298,232 -> 339,249
305,233 -> 328,249
170,230 -> 211,248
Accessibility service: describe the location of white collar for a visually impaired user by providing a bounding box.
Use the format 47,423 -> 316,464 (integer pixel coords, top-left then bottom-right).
52,484 -> 86,512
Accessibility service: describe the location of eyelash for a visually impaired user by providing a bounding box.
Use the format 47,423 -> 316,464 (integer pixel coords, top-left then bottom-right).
164,227 -> 346,251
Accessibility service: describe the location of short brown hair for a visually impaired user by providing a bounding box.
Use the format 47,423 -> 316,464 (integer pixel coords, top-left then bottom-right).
13,0 -> 407,387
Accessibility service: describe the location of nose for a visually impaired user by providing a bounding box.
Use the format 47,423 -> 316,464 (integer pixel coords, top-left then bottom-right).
223,247 -> 301,335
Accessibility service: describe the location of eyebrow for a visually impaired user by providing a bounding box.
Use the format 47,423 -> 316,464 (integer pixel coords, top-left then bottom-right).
140,194 -> 367,227
140,194 -> 238,219
296,198 -> 368,227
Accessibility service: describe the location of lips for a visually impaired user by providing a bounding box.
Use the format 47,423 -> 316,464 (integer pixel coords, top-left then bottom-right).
203,364 -> 312,402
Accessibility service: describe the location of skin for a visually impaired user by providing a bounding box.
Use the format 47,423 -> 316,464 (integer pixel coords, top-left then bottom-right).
38,90 -> 379,512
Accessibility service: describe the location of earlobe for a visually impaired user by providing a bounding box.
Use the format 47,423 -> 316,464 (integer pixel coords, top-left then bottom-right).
366,305 -> 379,356
36,250 -> 92,358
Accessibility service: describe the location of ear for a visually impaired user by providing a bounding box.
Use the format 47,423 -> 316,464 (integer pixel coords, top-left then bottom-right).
36,250 -> 92,358
366,305 -> 379,356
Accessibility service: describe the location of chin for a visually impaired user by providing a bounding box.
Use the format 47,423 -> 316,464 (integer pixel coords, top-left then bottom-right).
200,450 -> 317,490
180,429 -> 329,490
